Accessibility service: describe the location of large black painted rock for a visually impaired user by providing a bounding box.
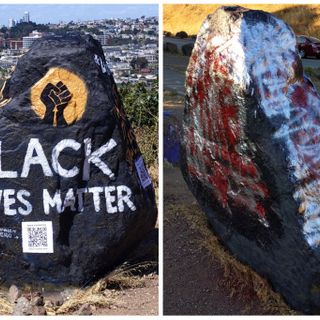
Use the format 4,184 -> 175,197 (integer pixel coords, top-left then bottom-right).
181,6 -> 320,314
0,35 -> 157,284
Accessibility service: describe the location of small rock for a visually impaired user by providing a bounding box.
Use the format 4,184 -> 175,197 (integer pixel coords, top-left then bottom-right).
32,295 -> 44,306
44,300 -> 54,308
8,284 -> 21,303
60,288 -> 75,301
31,306 -> 47,315
54,298 -> 64,307
74,303 -> 92,315
13,297 -> 32,315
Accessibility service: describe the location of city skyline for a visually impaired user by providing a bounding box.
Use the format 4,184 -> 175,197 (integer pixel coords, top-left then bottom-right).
0,4 -> 158,27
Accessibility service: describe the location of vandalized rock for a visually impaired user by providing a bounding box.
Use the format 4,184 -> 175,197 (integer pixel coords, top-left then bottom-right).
181,6 -> 320,314
0,35 -> 157,285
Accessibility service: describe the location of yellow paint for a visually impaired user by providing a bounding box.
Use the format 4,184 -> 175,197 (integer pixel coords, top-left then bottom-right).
31,67 -> 88,125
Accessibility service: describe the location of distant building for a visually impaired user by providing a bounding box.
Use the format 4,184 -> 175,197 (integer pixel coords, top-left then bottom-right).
8,18 -> 15,29
96,33 -> 110,46
143,51 -> 158,64
23,11 -> 30,23
6,39 -> 23,50
22,30 -> 43,49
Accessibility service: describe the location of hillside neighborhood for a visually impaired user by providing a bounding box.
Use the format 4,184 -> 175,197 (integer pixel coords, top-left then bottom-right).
0,12 -> 158,86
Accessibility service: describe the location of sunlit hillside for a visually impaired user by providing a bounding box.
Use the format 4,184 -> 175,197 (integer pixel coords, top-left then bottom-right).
164,4 -> 320,38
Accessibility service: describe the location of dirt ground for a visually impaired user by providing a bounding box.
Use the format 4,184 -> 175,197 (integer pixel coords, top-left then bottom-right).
163,93 -> 295,315
95,275 -> 158,315
0,252 -> 158,316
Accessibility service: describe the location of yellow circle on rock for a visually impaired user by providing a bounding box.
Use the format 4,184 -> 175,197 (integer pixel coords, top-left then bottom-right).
31,67 -> 88,126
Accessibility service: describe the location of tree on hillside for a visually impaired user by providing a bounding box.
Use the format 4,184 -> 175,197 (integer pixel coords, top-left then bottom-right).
175,31 -> 188,39
130,57 -> 149,70
8,22 -> 50,38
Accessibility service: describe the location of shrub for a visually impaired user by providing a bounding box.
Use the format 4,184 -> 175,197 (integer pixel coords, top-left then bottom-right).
135,125 -> 158,167
119,80 -> 158,166
119,80 -> 158,128
175,31 -> 188,39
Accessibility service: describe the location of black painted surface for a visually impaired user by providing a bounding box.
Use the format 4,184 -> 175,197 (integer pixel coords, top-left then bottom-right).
0,35 -> 157,285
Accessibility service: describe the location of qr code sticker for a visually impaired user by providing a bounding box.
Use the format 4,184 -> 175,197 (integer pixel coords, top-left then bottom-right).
21,221 -> 53,253
135,156 -> 152,189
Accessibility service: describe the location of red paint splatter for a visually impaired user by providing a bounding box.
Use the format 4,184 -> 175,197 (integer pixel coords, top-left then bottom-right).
256,203 -> 266,219
188,164 -> 201,179
186,46 -> 271,222
187,127 -> 197,156
291,86 -> 307,106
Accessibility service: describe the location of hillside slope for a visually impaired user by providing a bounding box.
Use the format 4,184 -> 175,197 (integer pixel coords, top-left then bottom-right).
164,4 -> 320,38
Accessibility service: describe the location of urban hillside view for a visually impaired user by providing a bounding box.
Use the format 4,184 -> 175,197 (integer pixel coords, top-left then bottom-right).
0,10 -> 158,87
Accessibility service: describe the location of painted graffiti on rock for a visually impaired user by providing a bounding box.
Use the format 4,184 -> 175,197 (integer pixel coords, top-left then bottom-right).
0,138 -> 137,216
181,6 -> 320,313
242,19 -> 320,247
185,43 -> 270,226
183,6 -> 320,246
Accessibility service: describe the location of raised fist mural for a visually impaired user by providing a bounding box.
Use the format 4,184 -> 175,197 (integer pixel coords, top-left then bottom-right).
41,81 -> 72,126
31,67 -> 88,127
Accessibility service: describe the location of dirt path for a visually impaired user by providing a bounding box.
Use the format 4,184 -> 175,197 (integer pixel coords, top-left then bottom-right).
163,94 -> 294,315
95,275 -> 158,315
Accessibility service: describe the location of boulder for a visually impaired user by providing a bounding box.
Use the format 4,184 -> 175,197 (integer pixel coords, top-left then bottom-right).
181,6 -> 320,314
0,35 -> 157,285
8,284 -> 21,303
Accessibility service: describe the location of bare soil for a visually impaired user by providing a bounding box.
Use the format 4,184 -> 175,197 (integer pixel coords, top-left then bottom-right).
95,275 -> 158,315
0,264 -> 158,316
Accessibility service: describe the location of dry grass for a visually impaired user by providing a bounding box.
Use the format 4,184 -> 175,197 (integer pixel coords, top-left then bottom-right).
166,203 -> 297,315
0,297 -> 12,315
164,4 -> 320,38
51,261 -> 155,315
0,261 -> 157,316
51,288 -> 116,315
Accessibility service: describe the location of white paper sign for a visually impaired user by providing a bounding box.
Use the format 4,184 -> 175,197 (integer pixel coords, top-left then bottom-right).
135,156 -> 152,189
22,221 -> 53,253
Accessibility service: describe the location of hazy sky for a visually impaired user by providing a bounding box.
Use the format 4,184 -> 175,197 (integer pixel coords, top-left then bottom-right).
0,4 -> 158,26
